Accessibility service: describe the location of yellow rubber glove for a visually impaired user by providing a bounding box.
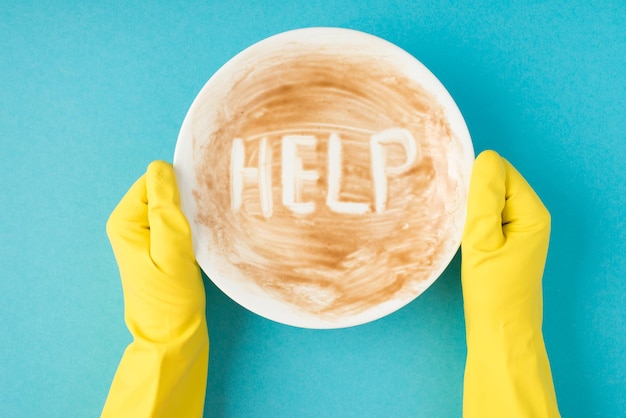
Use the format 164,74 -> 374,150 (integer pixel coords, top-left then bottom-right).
102,161 -> 209,418
461,150 -> 560,418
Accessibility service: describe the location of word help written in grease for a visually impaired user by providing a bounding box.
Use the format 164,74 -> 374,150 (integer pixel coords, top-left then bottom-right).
230,128 -> 420,217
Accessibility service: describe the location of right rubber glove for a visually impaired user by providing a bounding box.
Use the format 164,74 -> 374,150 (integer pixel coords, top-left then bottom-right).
461,150 -> 560,417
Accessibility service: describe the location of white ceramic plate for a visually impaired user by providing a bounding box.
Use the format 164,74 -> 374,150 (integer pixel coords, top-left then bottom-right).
174,27 -> 474,329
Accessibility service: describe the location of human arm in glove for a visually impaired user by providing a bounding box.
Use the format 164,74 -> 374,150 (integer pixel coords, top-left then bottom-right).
461,150 -> 560,417
102,161 -> 209,417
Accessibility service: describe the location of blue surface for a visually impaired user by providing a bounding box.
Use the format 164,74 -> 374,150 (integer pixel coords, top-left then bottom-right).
1,1 -> 624,417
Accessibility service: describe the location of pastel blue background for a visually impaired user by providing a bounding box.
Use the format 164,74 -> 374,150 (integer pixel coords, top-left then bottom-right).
1,1 -> 624,417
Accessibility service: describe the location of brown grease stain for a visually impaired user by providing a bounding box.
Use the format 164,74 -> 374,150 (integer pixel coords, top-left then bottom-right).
191,48 -> 463,321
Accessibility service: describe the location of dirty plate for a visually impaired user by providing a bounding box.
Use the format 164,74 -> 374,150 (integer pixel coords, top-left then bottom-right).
173,27 -> 474,329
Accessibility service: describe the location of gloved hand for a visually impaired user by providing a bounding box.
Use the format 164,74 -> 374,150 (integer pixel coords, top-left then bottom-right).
102,161 -> 209,418
461,150 -> 560,417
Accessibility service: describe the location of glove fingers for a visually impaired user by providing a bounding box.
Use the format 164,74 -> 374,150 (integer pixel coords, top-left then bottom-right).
462,150 -> 506,252
146,161 -> 196,271
106,173 -> 150,253
501,159 -> 551,236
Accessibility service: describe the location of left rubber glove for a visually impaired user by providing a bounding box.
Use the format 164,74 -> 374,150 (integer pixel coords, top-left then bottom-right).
102,161 -> 209,418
